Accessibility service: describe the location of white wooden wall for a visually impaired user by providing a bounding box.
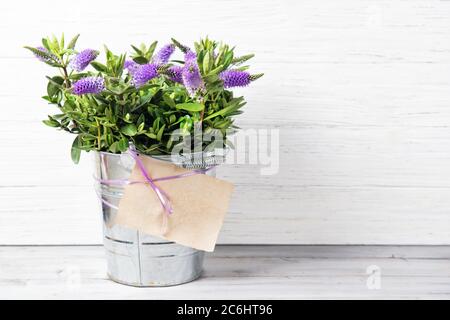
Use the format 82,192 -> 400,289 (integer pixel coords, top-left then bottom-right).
1,0 -> 450,245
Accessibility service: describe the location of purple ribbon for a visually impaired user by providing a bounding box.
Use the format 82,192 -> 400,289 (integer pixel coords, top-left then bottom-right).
95,146 -> 214,216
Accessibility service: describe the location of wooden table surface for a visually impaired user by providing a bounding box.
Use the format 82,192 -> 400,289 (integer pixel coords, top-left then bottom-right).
3,0 -> 450,247
0,245 -> 449,299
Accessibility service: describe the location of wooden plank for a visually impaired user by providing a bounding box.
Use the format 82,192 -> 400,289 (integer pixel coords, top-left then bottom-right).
3,125 -> 450,187
1,185 -> 450,245
0,245 -> 449,299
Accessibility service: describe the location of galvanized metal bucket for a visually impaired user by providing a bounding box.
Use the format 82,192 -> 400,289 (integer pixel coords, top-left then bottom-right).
93,150 -> 225,287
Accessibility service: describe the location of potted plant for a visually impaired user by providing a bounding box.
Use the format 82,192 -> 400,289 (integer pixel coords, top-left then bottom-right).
26,34 -> 263,286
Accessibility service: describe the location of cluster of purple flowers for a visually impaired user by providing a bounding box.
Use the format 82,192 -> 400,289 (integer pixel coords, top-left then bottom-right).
70,49 -> 99,71
123,44 -> 177,87
124,60 -> 139,74
123,44 -> 204,95
131,63 -> 158,87
219,70 -> 252,88
32,41 -> 260,96
167,65 -> 183,83
152,44 -> 175,65
184,50 -> 197,62
34,46 -> 58,62
72,77 -> 105,95
179,50 -> 203,96
122,43 -> 260,96
182,60 -> 203,96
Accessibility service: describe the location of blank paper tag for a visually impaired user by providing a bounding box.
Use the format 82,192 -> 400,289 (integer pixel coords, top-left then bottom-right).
115,155 -> 234,252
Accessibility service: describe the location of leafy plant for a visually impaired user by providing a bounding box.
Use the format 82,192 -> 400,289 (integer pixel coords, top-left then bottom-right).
25,34 -> 263,163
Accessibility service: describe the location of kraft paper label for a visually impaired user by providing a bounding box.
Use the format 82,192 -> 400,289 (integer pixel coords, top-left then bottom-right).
115,155 -> 234,252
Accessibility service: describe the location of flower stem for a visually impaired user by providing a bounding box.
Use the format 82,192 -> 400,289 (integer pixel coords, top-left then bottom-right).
61,65 -> 71,88
96,119 -> 102,150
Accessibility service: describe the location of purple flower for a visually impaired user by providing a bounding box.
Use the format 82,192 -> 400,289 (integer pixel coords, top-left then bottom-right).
182,59 -> 204,96
124,60 -> 136,69
219,70 -> 251,88
124,60 -> 139,75
70,49 -> 99,71
72,77 -> 105,95
34,46 -> 57,62
167,65 -> 183,83
184,50 -> 197,62
153,44 -> 175,65
132,63 -> 158,87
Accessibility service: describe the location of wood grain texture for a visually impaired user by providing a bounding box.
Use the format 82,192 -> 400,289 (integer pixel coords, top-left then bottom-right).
0,245 -> 449,299
1,0 -> 450,244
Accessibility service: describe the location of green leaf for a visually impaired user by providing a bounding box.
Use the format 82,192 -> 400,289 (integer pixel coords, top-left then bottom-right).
176,103 -> 205,112
223,51 -> 234,69
166,137 -> 174,150
47,76 -> 64,97
146,41 -> 158,59
104,45 -> 113,61
117,137 -> 129,152
171,38 -> 188,53
67,34 -> 80,50
60,33 -> 65,49
42,119 -> 60,127
68,72 -> 89,80
131,92 -> 153,112
163,94 -> 176,108
90,61 -> 108,72
109,141 -> 118,153
41,38 -> 50,51
45,76 -> 64,87
231,53 -> 254,65
153,117 -> 160,131
41,95 -> 52,103
137,114 -> 145,126
249,73 -> 264,81
131,45 -> 144,56
207,65 -> 224,76
144,132 -> 157,139
132,56 -> 148,64
121,124 -> 137,136
204,104 -> 238,120
50,35 -> 60,53
180,116 -> 193,132
71,136 -> 81,164
202,52 -> 210,74
24,46 -> 60,66
156,124 -> 165,141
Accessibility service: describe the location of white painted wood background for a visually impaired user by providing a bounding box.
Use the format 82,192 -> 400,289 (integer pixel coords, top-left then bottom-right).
0,0 -> 450,245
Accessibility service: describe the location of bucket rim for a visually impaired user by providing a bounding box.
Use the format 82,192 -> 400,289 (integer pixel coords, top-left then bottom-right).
94,149 -> 227,168
93,148 -> 228,158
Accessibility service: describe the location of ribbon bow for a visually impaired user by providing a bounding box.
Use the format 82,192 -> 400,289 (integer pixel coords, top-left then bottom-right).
95,147 -> 214,216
